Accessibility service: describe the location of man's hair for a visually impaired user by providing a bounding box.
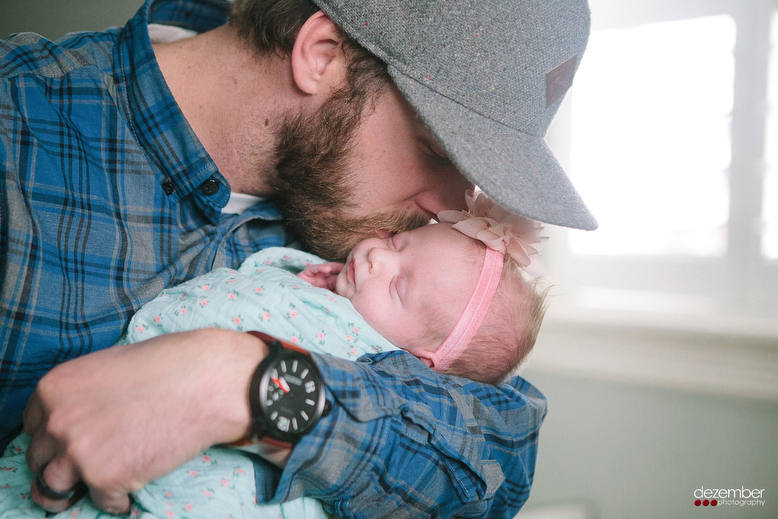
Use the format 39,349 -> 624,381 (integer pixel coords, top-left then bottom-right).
446,259 -> 550,384
229,0 -> 389,94
229,0 -> 400,260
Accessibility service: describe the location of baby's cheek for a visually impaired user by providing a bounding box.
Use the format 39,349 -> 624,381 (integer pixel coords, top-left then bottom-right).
352,297 -> 388,332
370,311 -> 417,349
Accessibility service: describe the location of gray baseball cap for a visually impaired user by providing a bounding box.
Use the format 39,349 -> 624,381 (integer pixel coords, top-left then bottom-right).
311,0 -> 597,230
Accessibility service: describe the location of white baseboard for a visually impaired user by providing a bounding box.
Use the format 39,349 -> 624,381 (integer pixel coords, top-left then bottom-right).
516,502 -> 593,519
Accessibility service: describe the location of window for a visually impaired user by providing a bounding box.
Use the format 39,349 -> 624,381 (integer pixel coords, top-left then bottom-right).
543,0 -> 778,329
764,10 -> 778,259
569,15 -> 734,258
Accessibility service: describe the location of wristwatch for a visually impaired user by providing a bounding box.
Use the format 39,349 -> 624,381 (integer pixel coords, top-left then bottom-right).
244,331 -> 329,446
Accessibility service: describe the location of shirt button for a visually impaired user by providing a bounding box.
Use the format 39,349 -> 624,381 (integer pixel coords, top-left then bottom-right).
200,178 -> 220,196
162,179 -> 175,195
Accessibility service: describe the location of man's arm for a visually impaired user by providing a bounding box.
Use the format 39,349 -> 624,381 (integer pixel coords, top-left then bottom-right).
23,328 -> 264,514
25,329 -> 546,518
277,351 -> 546,518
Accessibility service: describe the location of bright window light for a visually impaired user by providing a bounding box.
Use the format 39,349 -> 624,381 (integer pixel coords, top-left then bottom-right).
568,15 -> 735,256
762,10 -> 778,260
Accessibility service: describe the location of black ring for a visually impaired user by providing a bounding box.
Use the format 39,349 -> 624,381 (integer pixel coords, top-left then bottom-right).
34,473 -> 78,501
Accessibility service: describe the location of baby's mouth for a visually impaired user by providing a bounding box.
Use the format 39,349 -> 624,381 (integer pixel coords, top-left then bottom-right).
347,258 -> 356,285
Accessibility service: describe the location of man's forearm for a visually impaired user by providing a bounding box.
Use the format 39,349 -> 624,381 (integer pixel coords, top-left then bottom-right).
23,328 -> 265,514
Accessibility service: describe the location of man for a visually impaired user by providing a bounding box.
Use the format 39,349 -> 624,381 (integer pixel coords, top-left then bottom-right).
1,0 -> 596,517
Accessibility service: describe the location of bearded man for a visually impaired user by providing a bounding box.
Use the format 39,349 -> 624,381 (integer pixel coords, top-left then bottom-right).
0,0 -> 596,517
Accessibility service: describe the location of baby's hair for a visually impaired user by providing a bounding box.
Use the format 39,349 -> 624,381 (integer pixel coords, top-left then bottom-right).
445,253 -> 549,384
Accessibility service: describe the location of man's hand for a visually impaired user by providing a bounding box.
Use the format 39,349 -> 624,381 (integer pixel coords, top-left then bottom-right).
297,262 -> 344,291
23,328 -> 267,514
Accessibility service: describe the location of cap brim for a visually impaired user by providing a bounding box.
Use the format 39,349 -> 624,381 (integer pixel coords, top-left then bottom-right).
390,66 -> 598,231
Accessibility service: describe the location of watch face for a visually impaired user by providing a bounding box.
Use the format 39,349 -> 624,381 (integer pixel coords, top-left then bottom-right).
259,350 -> 326,442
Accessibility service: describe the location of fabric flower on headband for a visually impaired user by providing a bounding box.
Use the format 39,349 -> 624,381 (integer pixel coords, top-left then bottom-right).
438,189 -> 548,277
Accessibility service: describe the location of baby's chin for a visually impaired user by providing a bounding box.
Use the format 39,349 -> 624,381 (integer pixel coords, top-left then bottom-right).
333,265 -> 352,299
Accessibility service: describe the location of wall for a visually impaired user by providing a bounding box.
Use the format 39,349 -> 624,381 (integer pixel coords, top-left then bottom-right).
517,0 -> 778,516
516,323 -> 778,519
0,0 -> 143,40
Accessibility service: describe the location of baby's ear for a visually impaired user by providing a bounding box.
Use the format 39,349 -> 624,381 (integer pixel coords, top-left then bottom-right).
404,347 -> 440,369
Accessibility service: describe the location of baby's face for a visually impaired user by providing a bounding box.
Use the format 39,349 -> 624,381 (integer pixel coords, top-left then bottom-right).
335,223 -> 482,350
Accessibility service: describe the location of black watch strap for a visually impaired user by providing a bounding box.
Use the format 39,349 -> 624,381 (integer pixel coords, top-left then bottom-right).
246,331 -> 280,442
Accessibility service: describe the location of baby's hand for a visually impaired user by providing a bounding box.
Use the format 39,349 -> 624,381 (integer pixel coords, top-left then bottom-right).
298,262 -> 344,291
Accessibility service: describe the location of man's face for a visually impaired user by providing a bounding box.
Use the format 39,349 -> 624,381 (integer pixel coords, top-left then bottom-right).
341,85 -> 473,227
270,83 -> 473,260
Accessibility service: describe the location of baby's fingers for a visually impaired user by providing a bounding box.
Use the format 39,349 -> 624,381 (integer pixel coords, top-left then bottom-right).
327,263 -> 344,274
304,264 -> 328,275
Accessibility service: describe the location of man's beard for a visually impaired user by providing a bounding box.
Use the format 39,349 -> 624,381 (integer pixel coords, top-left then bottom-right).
269,88 -> 430,261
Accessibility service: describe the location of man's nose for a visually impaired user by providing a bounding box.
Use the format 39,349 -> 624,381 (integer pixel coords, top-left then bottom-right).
415,175 -> 473,216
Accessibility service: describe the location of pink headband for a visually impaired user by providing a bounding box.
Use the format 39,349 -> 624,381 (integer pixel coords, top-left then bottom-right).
431,247 -> 503,372
432,189 -> 547,372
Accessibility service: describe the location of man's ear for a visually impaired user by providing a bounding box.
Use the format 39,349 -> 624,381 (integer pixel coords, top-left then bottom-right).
291,11 -> 348,96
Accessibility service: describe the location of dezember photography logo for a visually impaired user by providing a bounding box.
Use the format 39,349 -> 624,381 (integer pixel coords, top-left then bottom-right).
693,486 -> 766,508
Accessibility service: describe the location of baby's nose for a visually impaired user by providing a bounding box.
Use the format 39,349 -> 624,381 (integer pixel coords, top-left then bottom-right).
367,247 -> 392,274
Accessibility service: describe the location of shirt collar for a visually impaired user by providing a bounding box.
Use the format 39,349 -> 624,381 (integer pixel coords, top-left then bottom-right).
113,0 -> 233,220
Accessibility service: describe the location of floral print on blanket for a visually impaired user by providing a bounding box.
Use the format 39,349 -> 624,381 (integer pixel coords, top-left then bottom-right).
0,433 -> 329,519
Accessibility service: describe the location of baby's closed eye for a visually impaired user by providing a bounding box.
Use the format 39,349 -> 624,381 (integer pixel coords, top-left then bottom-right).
391,276 -> 407,303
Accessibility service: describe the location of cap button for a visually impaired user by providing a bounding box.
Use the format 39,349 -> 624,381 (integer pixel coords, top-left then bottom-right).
200,177 -> 220,196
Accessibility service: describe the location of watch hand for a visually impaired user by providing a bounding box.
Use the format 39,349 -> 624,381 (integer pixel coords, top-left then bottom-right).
272,376 -> 291,393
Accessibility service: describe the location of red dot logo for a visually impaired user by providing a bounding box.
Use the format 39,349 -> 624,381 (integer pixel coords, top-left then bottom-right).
711,500 -> 717,506
703,499 -> 710,506
695,499 -> 701,506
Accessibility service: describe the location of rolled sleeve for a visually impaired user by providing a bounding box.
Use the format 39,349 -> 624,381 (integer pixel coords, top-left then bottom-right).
268,351 -> 547,519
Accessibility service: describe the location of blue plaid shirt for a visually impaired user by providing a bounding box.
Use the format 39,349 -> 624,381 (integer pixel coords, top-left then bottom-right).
0,1 -> 547,517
